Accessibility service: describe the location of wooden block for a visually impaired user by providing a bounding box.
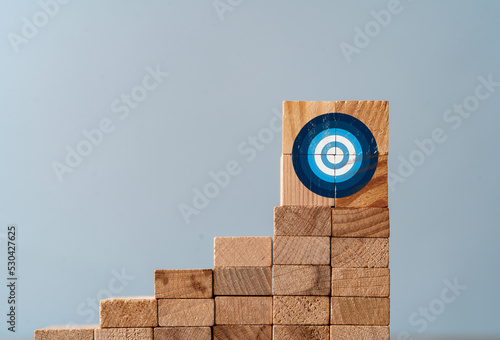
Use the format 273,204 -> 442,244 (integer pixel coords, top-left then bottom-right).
281,155 -> 335,206
282,101 -> 336,155
274,206 -> 331,236
331,325 -> 390,339
214,325 -> 272,340
335,155 -> 388,208
95,328 -> 153,340
154,327 -> 212,340
273,236 -> 330,265
273,296 -> 330,325
214,267 -> 272,295
330,297 -> 390,325
35,325 -> 96,340
331,268 -> 390,297
332,207 -> 390,237
215,296 -> 272,325
331,238 -> 389,268
154,269 -> 213,299
273,325 -> 329,340
99,297 -> 157,328
158,299 -> 214,327
335,101 -> 389,155
281,101 -> 388,207
214,237 -> 272,267
272,265 -> 330,296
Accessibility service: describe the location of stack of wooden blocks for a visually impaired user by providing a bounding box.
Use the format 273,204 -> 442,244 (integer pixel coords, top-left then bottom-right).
273,205 -> 390,340
278,101 -> 390,339
36,101 -> 390,340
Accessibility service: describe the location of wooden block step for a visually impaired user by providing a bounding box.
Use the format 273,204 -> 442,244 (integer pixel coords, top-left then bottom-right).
95,328 -> 153,340
331,268 -> 390,297
272,265 -> 330,296
99,297 -> 157,328
214,237 -> 272,267
273,325 -> 329,340
214,325 -> 272,340
273,296 -> 330,325
154,269 -> 213,299
215,296 -> 273,325
280,155 -> 336,207
282,101 -> 337,155
274,206 -> 331,236
273,236 -> 330,265
157,299 -> 214,327
35,325 -> 96,340
331,238 -> 389,268
330,325 -> 390,339
154,327 -> 212,340
332,208 -> 390,238
214,267 -> 272,296
330,297 -> 390,326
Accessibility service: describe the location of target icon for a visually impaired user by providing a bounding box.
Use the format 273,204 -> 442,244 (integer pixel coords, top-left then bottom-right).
292,113 -> 378,198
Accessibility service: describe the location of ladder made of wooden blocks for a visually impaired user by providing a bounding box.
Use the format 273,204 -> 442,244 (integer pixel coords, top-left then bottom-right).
36,101 -> 390,340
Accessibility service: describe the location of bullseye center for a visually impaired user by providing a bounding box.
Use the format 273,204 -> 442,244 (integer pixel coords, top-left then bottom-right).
327,147 -> 343,164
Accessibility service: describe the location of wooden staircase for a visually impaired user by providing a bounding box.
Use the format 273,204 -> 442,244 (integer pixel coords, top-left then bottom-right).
36,101 -> 390,340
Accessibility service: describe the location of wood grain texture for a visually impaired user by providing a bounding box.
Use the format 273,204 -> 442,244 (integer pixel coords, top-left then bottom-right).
99,297 -> 157,328
283,101 -> 336,155
35,325 -> 96,340
154,327 -> 212,340
332,208 -> 390,238
215,296 -> 273,325
272,265 -> 331,296
213,325 -> 272,340
154,269 -> 213,299
336,101 -> 389,155
273,236 -> 330,265
331,268 -> 390,297
331,325 -> 390,339
273,325 -> 330,340
274,206 -> 331,236
281,155 -> 336,207
158,299 -> 214,327
214,237 -> 272,267
335,155 -> 388,208
273,296 -> 330,325
214,267 -> 272,296
94,328 -> 153,340
331,297 -> 390,325
331,238 -> 389,268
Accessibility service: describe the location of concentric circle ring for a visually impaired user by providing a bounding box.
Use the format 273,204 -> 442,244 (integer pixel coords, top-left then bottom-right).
292,112 -> 378,198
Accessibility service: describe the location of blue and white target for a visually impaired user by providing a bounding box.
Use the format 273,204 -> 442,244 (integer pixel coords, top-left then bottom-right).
292,113 -> 378,198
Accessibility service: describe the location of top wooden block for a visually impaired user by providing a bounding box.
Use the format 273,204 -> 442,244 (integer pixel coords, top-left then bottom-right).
214,237 -> 272,267
99,297 -> 157,328
282,101 -> 388,155
283,101 -> 336,155
35,325 -> 96,340
336,101 -> 389,155
155,269 -> 213,299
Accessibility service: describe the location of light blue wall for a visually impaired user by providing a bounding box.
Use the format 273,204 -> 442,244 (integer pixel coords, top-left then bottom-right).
1,0 -> 499,338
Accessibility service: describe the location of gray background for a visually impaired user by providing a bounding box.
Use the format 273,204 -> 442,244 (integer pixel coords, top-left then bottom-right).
1,0 -> 500,338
